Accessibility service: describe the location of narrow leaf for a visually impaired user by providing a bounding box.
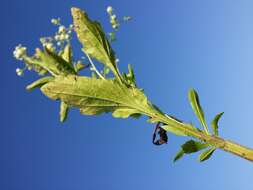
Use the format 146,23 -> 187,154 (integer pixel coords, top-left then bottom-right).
199,148 -> 216,162
173,148 -> 185,162
188,89 -> 209,133
61,44 -> 72,64
44,48 -> 76,75
71,7 -> 122,81
181,140 -> 209,154
26,76 -> 54,91
60,101 -> 69,122
25,48 -> 76,76
75,62 -> 90,72
211,112 -> 224,136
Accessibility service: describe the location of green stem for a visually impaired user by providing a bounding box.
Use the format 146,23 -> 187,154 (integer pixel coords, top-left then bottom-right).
86,54 -> 106,80
151,111 -> 253,162
203,123 -> 210,135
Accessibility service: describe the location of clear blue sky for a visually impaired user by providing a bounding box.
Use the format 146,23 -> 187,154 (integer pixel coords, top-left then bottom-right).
2,0 -> 253,189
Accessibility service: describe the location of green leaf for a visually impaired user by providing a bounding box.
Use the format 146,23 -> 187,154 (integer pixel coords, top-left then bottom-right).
173,148 -> 184,162
161,125 -> 187,136
188,89 -> 209,134
211,112 -> 224,136
26,76 -> 54,91
71,7 -> 122,82
24,48 -> 76,76
75,62 -> 90,72
61,44 -> 73,64
91,72 -> 98,78
60,101 -> 69,122
40,76 -> 187,128
103,66 -> 110,77
112,108 -> 141,118
181,140 -> 209,154
147,117 -> 160,123
199,148 -> 216,162
44,48 -> 76,75
124,64 -> 136,87
40,75 -> 155,119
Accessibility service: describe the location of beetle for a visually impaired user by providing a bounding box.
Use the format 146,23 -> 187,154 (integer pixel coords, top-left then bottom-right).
152,122 -> 168,145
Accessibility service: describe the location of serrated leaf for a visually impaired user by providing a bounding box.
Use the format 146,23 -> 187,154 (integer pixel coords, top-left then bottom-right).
40,75 -> 155,119
26,76 -> 54,91
71,7 -> 122,82
181,140 -> 209,154
211,112 -> 224,136
188,89 -> 209,133
199,148 -> 216,162
161,125 -> 187,136
173,148 -> 184,162
60,101 -> 69,122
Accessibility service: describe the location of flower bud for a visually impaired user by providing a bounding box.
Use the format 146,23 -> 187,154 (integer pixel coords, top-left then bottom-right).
13,44 -> 27,60
110,14 -> 116,20
58,25 -> 66,33
51,18 -> 60,25
16,68 -> 23,76
106,6 -> 113,14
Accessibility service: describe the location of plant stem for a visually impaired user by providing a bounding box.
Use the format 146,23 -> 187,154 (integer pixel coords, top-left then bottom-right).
203,123 -> 210,135
151,112 -> 253,162
86,54 -> 106,80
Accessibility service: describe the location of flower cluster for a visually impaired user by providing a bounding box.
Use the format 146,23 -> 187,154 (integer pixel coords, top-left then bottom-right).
40,18 -> 73,52
13,44 -> 27,61
15,68 -> 23,76
106,6 -> 119,30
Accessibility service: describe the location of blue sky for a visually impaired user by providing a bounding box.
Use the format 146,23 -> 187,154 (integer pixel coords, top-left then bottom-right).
2,0 -> 253,189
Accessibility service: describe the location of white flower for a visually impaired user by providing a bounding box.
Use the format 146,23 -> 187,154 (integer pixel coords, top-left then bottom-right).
112,24 -> 118,29
106,6 -> 113,14
51,18 -> 60,25
16,68 -> 23,76
69,24 -> 73,29
58,25 -> 66,33
27,66 -> 32,71
54,34 -> 60,41
13,44 -> 27,60
45,43 -> 55,51
59,34 -> 66,41
110,14 -> 116,20
64,34 -> 70,40
115,58 -> 119,63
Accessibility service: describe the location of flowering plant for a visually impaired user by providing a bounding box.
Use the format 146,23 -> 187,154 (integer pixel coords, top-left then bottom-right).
13,6 -> 253,163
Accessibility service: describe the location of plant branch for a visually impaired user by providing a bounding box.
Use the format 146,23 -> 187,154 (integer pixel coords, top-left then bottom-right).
86,54 -> 105,80
148,111 -> 253,162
